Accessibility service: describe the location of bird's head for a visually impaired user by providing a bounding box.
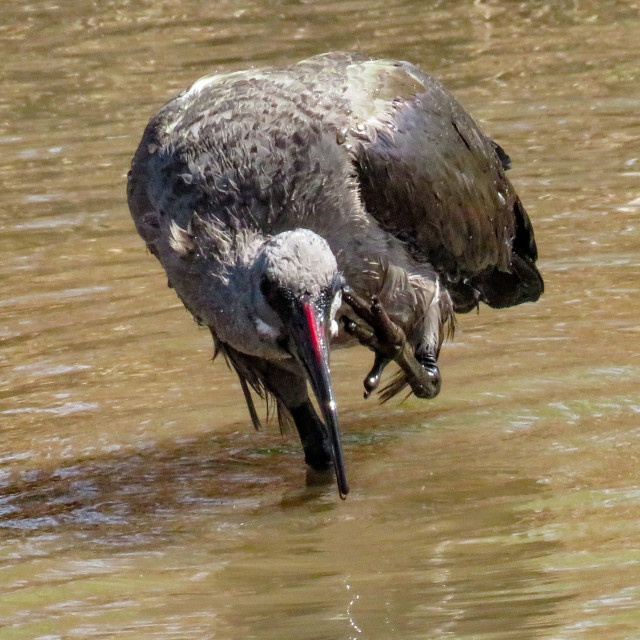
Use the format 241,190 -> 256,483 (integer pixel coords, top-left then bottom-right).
252,229 -> 348,496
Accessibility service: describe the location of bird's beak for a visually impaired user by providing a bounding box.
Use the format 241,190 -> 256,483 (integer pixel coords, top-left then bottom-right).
292,300 -> 349,498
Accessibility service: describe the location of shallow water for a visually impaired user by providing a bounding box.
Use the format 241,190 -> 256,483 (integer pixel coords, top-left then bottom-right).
2,0 -> 640,638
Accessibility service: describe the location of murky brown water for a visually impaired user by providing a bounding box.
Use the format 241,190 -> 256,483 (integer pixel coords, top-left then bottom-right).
2,0 -> 640,637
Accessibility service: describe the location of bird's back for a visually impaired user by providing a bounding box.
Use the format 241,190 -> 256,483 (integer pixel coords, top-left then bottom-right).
130,62 -> 368,282
128,52 -> 542,318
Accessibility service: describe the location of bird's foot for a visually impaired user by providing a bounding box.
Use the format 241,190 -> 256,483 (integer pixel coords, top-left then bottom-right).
342,287 -> 441,399
339,319 -> 392,398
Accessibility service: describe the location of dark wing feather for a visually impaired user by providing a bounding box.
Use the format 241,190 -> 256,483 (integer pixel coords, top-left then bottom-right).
346,60 -> 543,311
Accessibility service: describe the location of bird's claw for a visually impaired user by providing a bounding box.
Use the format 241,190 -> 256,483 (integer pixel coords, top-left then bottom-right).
341,287 -> 441,399
363,352 -> 392,398
342,289 -> 403,356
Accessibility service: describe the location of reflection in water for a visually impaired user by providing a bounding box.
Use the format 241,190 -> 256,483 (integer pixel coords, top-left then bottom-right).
2,0 -> 640,637
0,423 -> 564,638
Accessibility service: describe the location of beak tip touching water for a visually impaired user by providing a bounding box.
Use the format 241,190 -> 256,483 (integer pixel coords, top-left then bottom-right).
326,400 -> 349,499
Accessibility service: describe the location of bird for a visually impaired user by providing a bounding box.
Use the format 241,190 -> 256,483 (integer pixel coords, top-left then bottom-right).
127,52 -> 543,498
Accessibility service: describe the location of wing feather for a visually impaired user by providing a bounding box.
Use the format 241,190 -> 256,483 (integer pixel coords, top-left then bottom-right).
343,59 -> 543,310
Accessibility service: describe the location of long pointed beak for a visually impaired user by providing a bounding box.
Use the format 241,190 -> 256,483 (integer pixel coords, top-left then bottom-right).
293,300 -> 349,498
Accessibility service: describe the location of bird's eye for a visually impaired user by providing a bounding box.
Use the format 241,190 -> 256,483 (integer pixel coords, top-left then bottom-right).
276,334 -> 291,354
260,275 -> 293,315
260,275 -> 280,307
260,275 -> 273,299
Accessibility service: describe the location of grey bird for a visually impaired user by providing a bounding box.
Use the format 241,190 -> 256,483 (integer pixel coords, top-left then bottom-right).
127,52 -> 543,498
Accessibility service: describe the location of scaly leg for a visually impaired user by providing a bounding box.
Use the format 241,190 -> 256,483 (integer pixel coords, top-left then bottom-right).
342,287 -> 441,399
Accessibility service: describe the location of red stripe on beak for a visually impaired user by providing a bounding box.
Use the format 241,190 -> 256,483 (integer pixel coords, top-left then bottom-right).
302,301 -> 324,358
298,301 -> 349,498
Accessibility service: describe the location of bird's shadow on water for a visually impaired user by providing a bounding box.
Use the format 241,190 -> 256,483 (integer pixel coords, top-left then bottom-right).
0,427 -> 343,541
0,393 -> 549,543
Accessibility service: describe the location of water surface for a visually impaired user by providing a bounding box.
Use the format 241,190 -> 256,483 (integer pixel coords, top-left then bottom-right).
2,1 -> 640,638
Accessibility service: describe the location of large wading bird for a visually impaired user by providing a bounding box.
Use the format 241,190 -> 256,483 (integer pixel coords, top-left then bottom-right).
127,52 -> 543,498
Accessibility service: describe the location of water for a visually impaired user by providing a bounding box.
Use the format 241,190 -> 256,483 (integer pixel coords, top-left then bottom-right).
2,0 -> 640,637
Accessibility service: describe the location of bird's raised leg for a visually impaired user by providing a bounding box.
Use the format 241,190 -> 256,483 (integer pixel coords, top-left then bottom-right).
342,287 -> 441,399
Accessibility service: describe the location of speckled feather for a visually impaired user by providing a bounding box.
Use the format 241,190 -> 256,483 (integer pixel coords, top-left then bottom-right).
127,51 -> 542,399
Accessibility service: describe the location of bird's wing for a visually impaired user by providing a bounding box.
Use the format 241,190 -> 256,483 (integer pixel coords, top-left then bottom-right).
127,93 -> 208,259
341,58 -> 543,310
